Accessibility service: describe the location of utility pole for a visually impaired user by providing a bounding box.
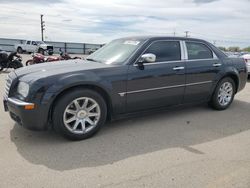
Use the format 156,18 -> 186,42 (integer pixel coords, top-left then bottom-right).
185,31 -> 189,38
173,28 -> 176,36
40,14 -> 45,41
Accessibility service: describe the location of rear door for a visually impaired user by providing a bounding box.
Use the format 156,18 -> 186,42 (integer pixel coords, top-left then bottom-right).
125,40 -> 186,112
183,41 -> 223,103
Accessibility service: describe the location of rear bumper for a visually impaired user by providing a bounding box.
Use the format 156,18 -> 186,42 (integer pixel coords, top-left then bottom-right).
4,97 -> 49,131
247,63 -> 250,74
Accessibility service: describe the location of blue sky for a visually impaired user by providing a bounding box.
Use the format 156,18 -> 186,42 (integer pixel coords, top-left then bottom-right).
0,0 -> 250,47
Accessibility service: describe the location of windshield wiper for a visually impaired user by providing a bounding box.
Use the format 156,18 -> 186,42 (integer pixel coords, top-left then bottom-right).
86,58 -> 99,62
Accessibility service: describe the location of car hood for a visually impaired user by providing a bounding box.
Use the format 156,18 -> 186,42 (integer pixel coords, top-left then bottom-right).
15,59 -> 111,83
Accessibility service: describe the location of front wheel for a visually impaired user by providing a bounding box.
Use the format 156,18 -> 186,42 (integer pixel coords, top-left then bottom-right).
26,60 -> 34,66
0,63 -> 4,71
209,77 -> 236,110
10,60 -> 23,69
53,89 -> 107,140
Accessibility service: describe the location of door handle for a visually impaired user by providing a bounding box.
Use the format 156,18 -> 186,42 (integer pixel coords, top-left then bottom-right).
173,66 -> 185,71
213,63 -> 222,67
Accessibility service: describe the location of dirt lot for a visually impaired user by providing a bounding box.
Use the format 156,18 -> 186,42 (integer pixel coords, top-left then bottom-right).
0,56 -> 250,187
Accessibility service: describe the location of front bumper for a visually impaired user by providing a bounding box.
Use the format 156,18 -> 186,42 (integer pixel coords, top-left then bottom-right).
4,97 -> 49,131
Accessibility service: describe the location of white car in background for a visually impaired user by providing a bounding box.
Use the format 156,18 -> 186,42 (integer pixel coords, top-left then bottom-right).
14,40 -> 53,55
242,54 -> 250,74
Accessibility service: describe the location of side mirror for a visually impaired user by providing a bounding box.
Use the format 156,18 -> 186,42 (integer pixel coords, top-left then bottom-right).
139,53 -> 156,64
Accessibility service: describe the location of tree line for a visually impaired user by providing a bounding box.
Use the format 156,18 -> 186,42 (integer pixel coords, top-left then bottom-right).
218,46 -> 250,52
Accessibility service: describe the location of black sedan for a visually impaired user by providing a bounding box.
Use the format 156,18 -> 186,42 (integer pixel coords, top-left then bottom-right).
3,36 -> 247,140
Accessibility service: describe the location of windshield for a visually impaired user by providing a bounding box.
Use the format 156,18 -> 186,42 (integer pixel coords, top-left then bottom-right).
36,41 -> 45,45
87,39 -> 145,64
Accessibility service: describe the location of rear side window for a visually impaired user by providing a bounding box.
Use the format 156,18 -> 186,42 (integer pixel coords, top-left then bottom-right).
27,41 -> 31,45
186,42 -> 213,60
144,41 -> 181,62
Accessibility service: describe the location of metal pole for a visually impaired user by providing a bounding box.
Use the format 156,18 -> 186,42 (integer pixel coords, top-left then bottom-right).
41,14 -> 45,41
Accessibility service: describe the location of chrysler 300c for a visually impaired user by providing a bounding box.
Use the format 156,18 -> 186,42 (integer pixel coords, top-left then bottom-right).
3,36 -> 247,140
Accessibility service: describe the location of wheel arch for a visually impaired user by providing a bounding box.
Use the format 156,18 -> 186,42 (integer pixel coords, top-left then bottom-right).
220,72 -> 239,93
48,84 -> 113,123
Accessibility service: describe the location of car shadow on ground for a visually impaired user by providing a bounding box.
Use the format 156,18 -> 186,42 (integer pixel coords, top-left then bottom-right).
0,69 -> 13,74
10,99 -> 250,171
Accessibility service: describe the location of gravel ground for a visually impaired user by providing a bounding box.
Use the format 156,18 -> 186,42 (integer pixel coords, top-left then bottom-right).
0,57 -> 250,188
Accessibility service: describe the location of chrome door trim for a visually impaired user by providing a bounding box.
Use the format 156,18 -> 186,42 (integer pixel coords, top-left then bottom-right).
118,80 -> 212,96
134,60 -> 185,66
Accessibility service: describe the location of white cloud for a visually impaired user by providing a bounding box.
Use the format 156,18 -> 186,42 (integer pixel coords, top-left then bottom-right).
0,0 -> 249,47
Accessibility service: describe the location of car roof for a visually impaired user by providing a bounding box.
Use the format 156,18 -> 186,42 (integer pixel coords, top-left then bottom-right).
119,36 -> 208,43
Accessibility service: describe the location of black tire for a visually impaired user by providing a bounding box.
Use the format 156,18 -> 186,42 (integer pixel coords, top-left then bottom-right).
0,65 -> 3,71
209,77 -> 236,110
53,89 -> 107,140
38,48 -> 44,55
10,60 -> 23,69
17,47 -> 23,54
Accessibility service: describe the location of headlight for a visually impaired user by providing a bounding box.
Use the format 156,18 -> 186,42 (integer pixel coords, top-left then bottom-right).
17,82 -> 29,97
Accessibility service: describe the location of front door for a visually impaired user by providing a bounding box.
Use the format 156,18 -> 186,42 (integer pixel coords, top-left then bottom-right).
125,40 -> 186,112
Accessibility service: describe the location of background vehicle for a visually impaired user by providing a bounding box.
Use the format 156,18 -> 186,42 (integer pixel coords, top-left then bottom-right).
242,54 -> 250,74
26,53 -> 81,66
86,47 -> 99,54
3,36 -> 247,140
14,40 -> 53,55
0,51 -> 23,71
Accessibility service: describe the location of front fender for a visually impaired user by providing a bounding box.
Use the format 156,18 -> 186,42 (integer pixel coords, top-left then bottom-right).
40,72 -> 112,105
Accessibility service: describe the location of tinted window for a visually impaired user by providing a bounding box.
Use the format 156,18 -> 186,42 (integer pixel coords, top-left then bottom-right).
144,41 -> 181,62
186,42 -> 213,60
32,41 -> 37,45
27,41 -> 31,45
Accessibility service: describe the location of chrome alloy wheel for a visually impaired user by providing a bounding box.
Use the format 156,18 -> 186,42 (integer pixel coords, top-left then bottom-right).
217,82 -> 233,106
63,97 -> 101,134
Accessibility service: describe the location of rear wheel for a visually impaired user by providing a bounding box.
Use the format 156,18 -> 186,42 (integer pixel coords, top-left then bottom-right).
53,89 -> 107,140
38,48 -> 44,55
17,47 -> 23,54
210,77 -> 236,110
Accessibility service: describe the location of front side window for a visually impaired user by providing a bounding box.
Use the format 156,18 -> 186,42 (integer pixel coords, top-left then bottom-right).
26,41 -> 31,45
186,42 -> 213,60
144,41 -> 181,62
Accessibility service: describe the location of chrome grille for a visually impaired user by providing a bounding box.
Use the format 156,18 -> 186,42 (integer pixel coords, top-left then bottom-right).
3,73 -> 13,100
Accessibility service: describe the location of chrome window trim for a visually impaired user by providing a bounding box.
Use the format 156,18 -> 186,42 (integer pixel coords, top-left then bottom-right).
133,40 -> 183,67
184,41 -> 218,61
118,80 -> 212,96
136,60 -> 184,66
